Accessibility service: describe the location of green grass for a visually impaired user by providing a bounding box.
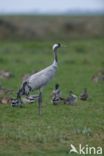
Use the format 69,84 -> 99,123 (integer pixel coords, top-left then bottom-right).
0,38 -> 104,156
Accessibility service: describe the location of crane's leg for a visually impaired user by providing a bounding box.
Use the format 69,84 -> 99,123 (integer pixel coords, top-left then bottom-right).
38,90 -> 42,115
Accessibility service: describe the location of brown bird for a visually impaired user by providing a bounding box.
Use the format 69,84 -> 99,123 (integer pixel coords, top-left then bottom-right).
64,91 -> 77,105
80,88 -> 88,101
51,83 -> 64,105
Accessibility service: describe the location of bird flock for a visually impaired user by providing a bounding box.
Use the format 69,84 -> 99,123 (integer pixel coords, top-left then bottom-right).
11,43 -> 61,114
0,43 -> 89,114
51,84 -> 88,105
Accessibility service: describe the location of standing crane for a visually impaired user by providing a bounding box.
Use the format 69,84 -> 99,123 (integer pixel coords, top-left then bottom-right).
15,43 -> 61,114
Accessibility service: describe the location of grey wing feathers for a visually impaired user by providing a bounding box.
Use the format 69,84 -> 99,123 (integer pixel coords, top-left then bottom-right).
28,64 -> 57,89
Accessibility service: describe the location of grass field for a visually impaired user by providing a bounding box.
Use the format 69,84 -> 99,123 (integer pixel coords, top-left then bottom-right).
0,38 -> 104,156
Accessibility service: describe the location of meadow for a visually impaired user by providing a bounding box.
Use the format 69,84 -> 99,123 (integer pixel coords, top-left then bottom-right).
0,16 -> 104,156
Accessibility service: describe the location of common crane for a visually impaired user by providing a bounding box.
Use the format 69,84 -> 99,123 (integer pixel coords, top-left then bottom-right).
16,43 -> 61,114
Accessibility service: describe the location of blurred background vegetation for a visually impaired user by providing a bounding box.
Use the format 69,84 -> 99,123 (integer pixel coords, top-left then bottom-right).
0,15 -> 104,40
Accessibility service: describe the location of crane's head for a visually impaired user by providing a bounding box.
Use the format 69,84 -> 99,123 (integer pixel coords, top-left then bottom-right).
52,43 -> 61,51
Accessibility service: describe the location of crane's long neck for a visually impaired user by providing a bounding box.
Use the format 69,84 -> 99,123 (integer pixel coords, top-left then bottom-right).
53,49 -> 58,65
